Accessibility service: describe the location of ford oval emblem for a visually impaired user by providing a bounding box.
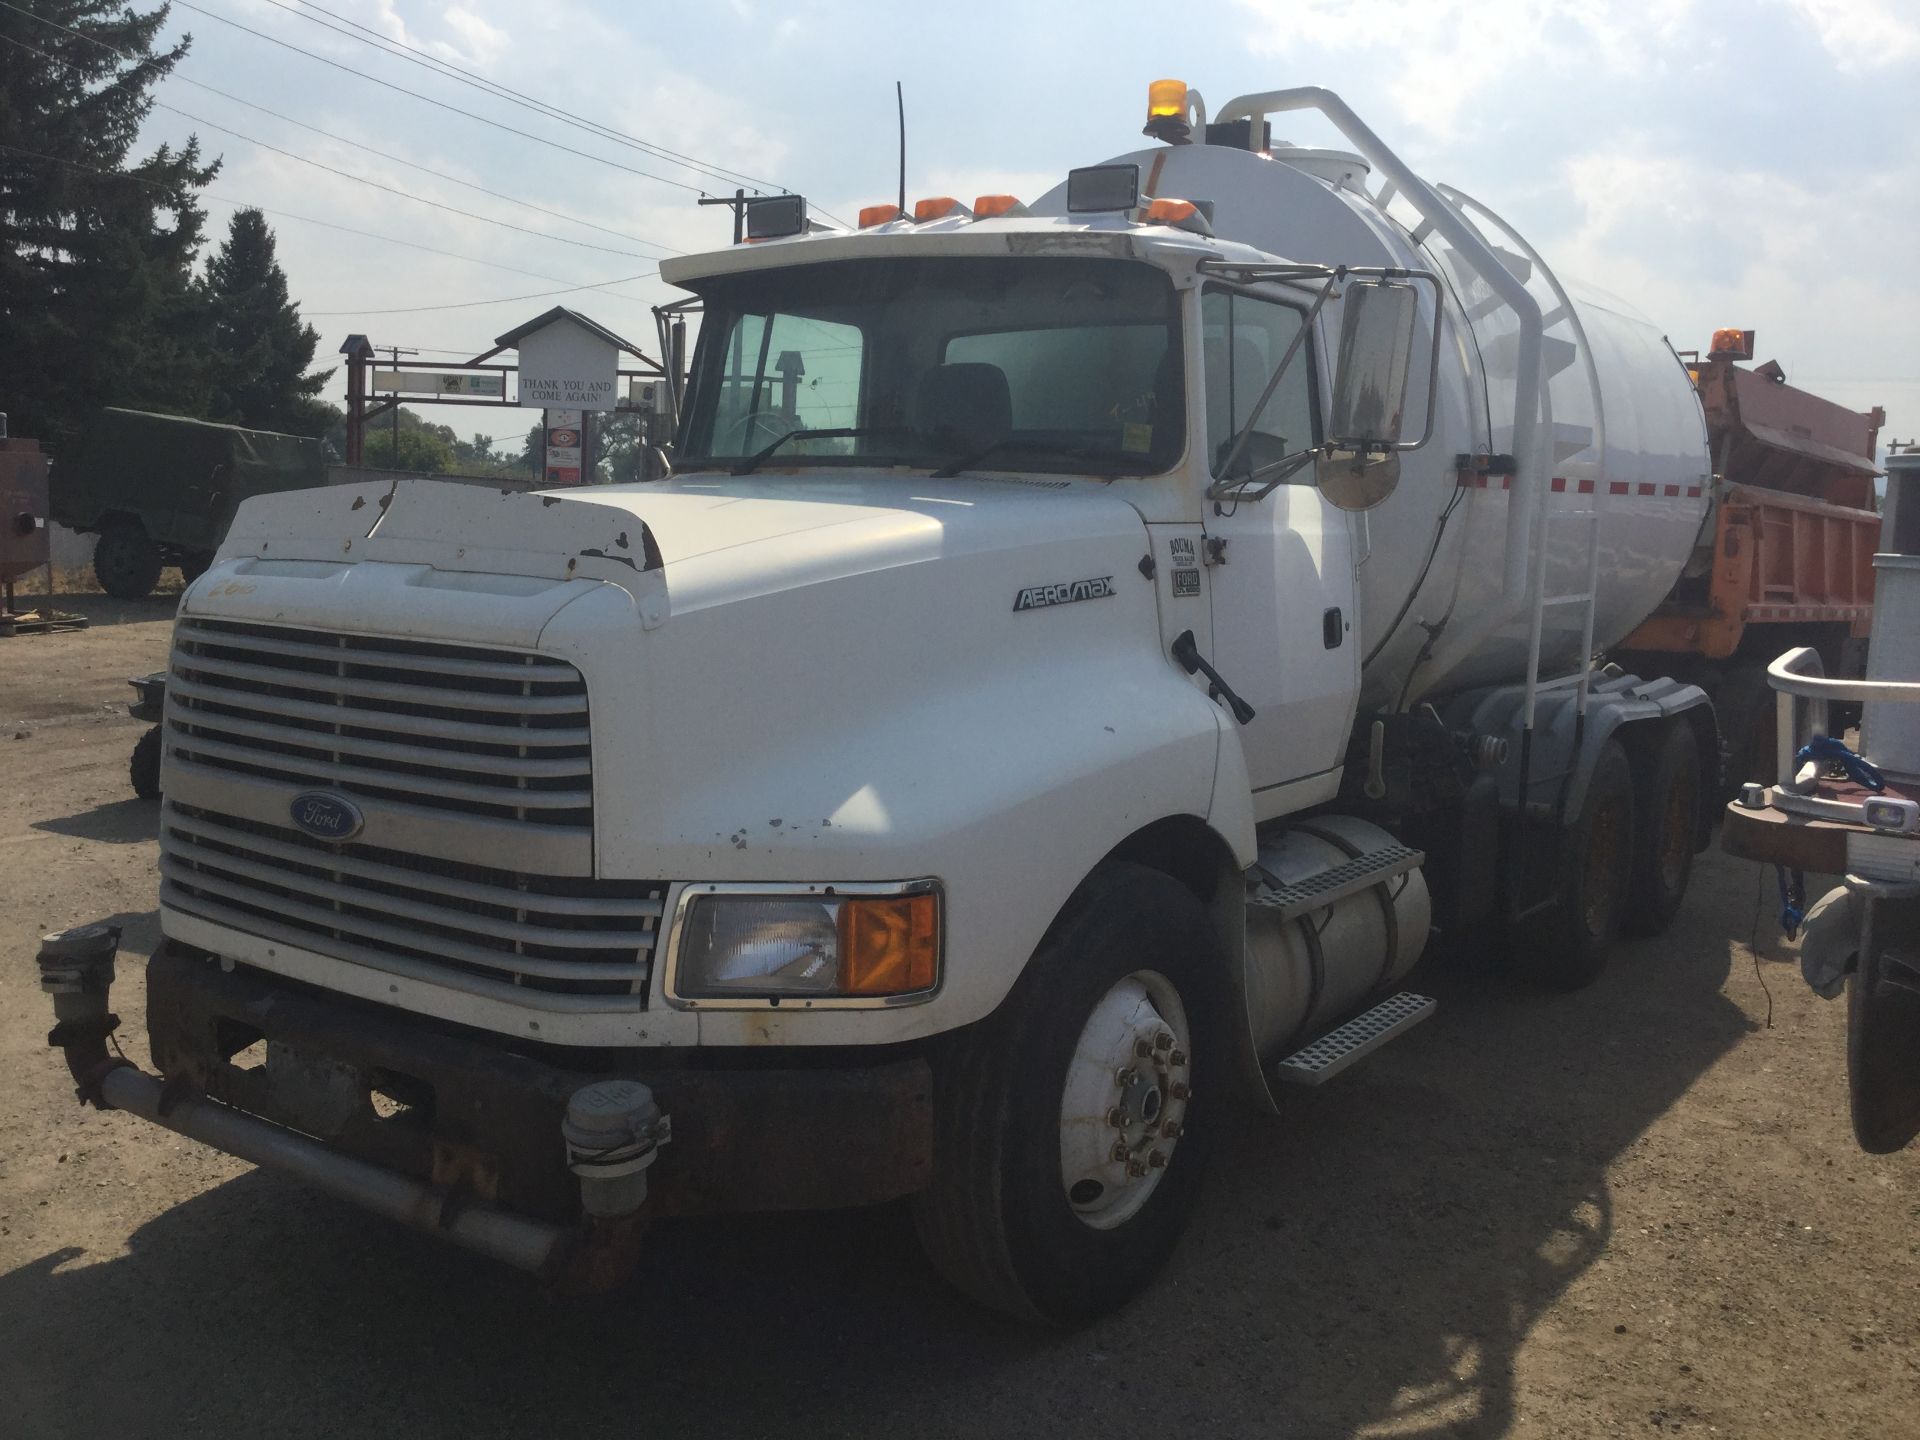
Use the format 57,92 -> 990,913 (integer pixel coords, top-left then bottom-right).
289,791 -> 364,841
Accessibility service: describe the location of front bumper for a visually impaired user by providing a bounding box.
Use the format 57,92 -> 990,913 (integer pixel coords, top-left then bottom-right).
42,937 -> 932,1287
143,944 -> 934,1224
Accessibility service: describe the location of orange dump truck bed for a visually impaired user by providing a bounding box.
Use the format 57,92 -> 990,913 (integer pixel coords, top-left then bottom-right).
1620,344 -> 1885,660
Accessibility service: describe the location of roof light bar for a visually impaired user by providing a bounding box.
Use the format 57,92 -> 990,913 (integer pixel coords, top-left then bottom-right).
858,204 -> 904,228
913,196 -> 970,222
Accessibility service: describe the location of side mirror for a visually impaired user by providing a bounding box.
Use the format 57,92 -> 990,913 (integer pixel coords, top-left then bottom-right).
1315,449 -> 1400,511
1327,281 -> 1419,452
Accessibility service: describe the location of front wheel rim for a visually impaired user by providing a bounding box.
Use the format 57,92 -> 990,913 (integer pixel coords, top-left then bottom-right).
1058,969 -> 1191,1231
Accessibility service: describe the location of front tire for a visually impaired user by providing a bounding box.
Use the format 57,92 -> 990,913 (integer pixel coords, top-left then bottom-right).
129,724 -> 163,801
1514,739 -> 1635,990
913,864 -> 1223,1324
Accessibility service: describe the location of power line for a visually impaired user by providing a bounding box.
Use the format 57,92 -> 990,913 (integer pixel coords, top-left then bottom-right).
169,0 -> 725,198
0,0 -> 681,254
0,140 -> 656,303
267,0 -> 779,196
306,270 -> 662,318
0,28 -> 678,265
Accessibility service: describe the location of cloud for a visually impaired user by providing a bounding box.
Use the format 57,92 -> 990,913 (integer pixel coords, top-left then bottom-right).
1229,0 -> 1701,137
1784,0 -> 1920,70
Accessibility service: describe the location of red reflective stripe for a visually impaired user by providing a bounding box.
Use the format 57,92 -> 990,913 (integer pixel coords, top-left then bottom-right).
1550,477 -> 1566,492
1637,483 -> 1656,496
1577,479 -> 1595,494
1686,485 -> 1702,498
1609,482 -> 1630,495
1664,484 -> 1680,496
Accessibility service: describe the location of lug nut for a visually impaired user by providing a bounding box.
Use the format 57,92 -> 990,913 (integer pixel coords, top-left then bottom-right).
1170,1082 -> 1190,1100
1107,1107 -> 1127,1129
1127,1160 -> 1148,1178
1111,1141 -> 1131,1163
1115,1066 -> 1138,1087
1162,1120 -> 1183,1139
1134,1038 -> 1155,1059
1169,1049 -> 1187,1067
1148,1150 -> 1167,1169
1154,1032 -> 1174,1051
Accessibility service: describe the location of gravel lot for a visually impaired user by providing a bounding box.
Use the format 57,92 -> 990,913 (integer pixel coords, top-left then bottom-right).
2,594 -> 1916,1439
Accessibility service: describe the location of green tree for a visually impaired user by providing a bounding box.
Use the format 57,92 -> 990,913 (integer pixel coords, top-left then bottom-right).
0,1 -> 219,448
362,422 -> 453,473
202,207 -> 332,435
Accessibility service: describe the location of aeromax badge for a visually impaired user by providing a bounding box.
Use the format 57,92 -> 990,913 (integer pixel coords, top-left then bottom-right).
1013,576 -> 1116,612
289,791 -> 364,841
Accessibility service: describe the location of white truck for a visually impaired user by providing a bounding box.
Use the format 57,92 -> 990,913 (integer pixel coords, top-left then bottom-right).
38,83 -> 1720,1323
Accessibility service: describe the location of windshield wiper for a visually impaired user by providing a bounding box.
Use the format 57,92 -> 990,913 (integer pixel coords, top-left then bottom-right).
732,426 -> 887,476
930,437 -> 1144,480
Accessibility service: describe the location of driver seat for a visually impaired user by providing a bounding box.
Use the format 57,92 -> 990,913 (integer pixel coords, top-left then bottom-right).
913,363 -> 1012,451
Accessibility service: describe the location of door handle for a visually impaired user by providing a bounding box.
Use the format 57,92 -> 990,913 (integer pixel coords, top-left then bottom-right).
1171,631 -> 1257,725
1323,607 -> 1344,649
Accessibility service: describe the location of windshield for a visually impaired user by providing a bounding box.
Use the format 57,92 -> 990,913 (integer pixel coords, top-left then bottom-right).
676,257 -> 1185,476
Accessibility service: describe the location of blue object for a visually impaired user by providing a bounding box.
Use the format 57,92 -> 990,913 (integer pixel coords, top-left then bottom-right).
1795,734 -> 1885,792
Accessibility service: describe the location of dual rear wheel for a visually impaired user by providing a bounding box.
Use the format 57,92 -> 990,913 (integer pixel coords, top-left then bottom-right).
1515,723 -> 1702,990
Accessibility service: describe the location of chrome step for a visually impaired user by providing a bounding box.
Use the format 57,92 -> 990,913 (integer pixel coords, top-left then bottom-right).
1247,844 -> 1424,922
1274,991 -> 1437,1087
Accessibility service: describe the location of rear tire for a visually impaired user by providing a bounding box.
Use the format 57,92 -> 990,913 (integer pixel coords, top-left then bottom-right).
912,863 -> 1223,1324
177,551 -> 213,585
1623,723 -> 1702,937
1514,740 -> 1635,990
94,523 -> 162,601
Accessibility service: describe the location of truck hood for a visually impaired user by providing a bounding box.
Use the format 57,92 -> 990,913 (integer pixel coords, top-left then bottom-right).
202,473 -> 1153,641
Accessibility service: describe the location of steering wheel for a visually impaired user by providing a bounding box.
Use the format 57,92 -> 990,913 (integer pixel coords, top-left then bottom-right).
724,409 -> 796,451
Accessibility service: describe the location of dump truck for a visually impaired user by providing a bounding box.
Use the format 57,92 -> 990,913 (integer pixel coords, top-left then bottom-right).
51,408 -> 327,600
42,81 -> 1741,1323
1617,335 -> 1884,793
1723,446 -> 1920,1153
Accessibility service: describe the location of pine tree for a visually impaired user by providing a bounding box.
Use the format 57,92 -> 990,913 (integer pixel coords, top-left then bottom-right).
202,208 -> 333,435
0,1 -> 218,447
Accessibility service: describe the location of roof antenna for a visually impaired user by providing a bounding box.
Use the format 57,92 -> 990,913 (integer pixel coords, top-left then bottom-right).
896,81 -> 907,217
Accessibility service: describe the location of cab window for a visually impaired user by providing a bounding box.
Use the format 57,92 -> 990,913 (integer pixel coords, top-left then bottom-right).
1201,288 -> 1318,479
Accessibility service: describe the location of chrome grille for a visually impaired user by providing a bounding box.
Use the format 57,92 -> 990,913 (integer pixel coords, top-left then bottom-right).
166,618 -> 592,829
160,802 -> 662,1001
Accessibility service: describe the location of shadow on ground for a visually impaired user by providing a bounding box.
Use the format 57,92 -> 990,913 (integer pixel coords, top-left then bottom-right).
0,888 -> 1754,1440
32,797 -> 160,845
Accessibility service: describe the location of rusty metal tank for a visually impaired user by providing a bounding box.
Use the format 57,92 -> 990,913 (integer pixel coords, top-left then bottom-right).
0,424 -> 51,587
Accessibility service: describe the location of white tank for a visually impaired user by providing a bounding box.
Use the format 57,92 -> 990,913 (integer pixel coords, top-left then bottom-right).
1044,141 -> 1712,708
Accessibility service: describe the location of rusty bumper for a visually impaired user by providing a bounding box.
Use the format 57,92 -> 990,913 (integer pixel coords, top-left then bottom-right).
145,943 -> 934,1226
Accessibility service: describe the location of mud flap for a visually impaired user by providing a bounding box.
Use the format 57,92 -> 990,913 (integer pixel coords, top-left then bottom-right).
1849,890 -> 1920,1154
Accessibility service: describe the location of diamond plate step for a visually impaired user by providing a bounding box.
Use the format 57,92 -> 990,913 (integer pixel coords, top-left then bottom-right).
1247,844 -> 1424,922
1273,992 -> 1437,1087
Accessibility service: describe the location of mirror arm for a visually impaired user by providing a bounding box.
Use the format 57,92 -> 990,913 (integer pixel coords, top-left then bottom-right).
1211,269 -> 1342,491
1206,447 -> 1319,504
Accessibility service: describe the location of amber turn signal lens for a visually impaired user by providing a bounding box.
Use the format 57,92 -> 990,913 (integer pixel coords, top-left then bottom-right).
837,894 -> 939,995
973,194 -> 1026,219
1144,197 -> 1199,224
859,204 -> 903,227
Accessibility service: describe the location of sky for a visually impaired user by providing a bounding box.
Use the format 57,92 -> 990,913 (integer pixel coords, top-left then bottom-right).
113,0 -> 1920,457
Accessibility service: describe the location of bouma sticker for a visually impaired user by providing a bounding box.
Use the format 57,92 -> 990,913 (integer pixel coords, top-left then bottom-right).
1013,576 -> 1116,612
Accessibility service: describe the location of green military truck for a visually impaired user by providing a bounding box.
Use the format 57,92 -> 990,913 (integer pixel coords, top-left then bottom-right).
54,409 -> 328,600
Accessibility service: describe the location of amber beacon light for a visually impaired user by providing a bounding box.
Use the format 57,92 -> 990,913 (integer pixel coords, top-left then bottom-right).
1144,78 -> 1191,142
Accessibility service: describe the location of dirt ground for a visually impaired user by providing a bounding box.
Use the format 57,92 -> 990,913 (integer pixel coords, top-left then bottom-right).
1,594 -> 1916,1440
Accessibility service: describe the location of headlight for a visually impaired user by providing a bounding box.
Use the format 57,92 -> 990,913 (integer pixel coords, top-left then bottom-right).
674,886 -> 940,1002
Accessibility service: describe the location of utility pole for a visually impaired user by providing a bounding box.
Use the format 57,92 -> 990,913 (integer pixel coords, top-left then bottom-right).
383,344 -> 418,464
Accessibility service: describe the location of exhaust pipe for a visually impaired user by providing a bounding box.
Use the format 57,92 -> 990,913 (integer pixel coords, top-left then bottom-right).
37,925 -> 666,1289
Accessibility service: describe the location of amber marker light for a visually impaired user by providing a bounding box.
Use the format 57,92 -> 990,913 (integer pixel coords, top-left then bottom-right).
838,893 -> 940,995
913,196 -> 969,222
1146,78 -> 1188,121
973,194 -> 1027,219
859,204 -> 904,227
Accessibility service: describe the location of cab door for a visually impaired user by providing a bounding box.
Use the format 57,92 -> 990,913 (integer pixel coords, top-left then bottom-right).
1199,286 -> 1358,813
